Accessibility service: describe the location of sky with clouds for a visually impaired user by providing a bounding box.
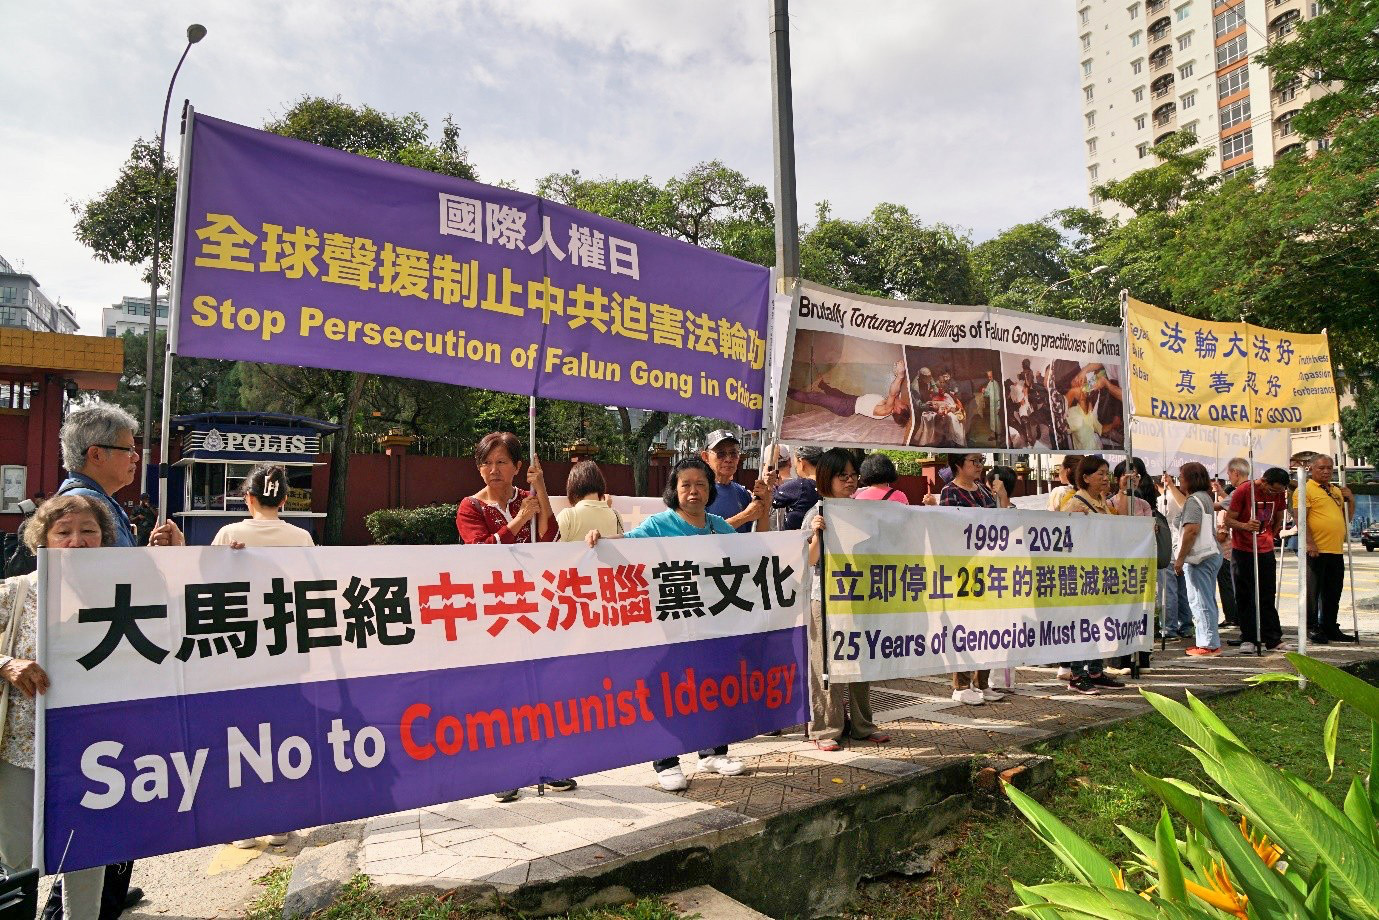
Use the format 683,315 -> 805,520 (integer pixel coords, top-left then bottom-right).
3,0 -> 1085,333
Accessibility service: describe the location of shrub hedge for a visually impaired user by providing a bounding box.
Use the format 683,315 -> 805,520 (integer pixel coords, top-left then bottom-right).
364,504 -> 460,545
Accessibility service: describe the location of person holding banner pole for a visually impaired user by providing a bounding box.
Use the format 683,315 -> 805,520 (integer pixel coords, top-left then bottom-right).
1337,428 -> 1361,640
456,432 -> 557,547
1297,455 -> 1355,644
0,494 -> 118,920
941,452 -> 1011,704
1059,456 -> 1127,691
702,430 -> 774,533
586,458 -> 746,790
1225,465 -> 1289,654
456,432 -> 564,801
802,449 -> 890,746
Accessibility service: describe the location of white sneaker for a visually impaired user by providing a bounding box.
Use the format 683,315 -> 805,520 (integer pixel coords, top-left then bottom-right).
656,765 -> 688,791
1238,642 -> 1258,654
231,839 -> 260,849
981,688 -> 1005,702
265,833 -> 289,846
698,754 -> 745,776
1056,667 -> 1073,680
952,688 -> 985,705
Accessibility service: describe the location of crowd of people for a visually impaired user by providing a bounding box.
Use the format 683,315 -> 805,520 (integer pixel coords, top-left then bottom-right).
0,400 -> 1360,916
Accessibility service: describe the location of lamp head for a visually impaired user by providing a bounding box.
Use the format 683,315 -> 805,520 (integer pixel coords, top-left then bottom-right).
187,24 -> 207,43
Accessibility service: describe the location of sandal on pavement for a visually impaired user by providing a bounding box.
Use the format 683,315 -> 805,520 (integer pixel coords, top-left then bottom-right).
860,733 -> 891,744
813,738 -> 842,751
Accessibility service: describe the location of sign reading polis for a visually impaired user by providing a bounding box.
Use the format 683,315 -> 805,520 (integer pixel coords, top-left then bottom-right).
185,427 -> 320,456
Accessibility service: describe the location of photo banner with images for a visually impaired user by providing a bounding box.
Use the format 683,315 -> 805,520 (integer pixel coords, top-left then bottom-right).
773,282 -> 1125,453
1126,297 -> 1338,429
820,499 -> 1155,683
37,537 -> 806,871
1128,418 -> 1291,478
174,113 -> 771,427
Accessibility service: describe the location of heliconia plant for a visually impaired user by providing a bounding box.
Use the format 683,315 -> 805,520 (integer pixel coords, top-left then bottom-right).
1005,653 -> 1379,920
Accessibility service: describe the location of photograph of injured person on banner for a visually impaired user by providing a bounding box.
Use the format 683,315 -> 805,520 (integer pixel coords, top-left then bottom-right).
780,331 -> 913,445
774,281 -> 1124,453
999,353 -> 1125,452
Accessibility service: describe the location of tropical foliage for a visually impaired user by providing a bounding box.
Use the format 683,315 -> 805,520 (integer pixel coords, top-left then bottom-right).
1007,654 -> 1379,919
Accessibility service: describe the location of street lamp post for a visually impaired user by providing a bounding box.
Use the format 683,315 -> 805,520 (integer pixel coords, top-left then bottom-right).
142,23 -> 207,494
1035,264 -> 1109,304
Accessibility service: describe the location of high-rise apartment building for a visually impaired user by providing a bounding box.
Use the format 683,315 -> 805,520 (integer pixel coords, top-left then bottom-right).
1078,0 -> 1330,209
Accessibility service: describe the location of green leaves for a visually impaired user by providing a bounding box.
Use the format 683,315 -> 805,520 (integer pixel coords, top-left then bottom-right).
1154,808 -> 1187,901
1287,653 -> 1379,724
1004,784 -> 1122,889
1324,700 -> 1342,781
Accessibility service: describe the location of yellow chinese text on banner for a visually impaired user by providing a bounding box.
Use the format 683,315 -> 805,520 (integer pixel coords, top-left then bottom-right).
820,500 -> 1155,683
1126,297 -> 1338,429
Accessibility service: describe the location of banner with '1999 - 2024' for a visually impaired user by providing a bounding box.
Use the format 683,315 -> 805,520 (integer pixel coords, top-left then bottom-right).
820,500 -> 1155,683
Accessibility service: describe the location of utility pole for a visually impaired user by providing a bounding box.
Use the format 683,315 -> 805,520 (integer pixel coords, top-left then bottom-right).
769,0 -> 800,292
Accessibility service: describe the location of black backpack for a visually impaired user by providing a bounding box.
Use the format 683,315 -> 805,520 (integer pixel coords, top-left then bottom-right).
1152,507 -> 1172,569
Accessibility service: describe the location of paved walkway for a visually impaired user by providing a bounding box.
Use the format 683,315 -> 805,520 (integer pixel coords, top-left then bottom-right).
352,636 -> 1377,892
106,544 -> 1379,920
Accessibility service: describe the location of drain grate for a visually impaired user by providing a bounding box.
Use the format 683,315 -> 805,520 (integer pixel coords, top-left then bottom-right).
866,687 -> 940,722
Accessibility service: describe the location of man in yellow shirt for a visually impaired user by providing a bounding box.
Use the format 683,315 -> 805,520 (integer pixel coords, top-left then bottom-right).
1297,455 -> 1355,643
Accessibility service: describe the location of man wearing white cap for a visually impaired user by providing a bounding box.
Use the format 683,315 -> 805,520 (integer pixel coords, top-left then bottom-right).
701,430 -> 773,534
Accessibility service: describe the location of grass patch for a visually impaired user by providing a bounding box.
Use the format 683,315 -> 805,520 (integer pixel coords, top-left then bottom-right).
241,867 -> 685,920
844,681 -> 1375,920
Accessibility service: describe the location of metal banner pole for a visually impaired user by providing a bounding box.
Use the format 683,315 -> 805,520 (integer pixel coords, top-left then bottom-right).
158,103 -> 196,525
1296,463 -> 1310,664
1248,440 -> 1262,655
529,397 -> 538,543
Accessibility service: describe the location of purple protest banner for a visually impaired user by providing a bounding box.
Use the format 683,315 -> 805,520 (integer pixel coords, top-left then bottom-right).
38,536 -> 806,871
173,113 -> 770,426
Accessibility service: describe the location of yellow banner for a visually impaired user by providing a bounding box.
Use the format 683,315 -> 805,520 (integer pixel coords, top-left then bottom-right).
1126,297 -> 1338,429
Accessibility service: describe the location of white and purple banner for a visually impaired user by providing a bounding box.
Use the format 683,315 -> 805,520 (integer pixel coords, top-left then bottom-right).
38,534 -> 806,871
820,500 -> 1155,682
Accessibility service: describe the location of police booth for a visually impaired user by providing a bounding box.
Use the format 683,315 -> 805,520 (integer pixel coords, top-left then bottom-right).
171,413 -> 335,545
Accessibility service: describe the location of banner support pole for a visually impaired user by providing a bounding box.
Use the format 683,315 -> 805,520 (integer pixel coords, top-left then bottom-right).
1296,462 -> 1309,673
158,103 -> 196,525
1249,441 -> 1262,655
1114,288 -> 1147,670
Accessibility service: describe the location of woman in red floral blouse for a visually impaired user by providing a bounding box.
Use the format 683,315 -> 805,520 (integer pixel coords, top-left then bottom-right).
455,431 -> 558,545
454,432 -> 567,800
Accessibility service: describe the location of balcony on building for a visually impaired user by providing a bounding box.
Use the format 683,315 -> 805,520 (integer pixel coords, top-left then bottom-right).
1274,76 -> 1303,107
1154,130 -> 1178,146
1151,73 -> 1176,98
1276,142 -> 1305,158
1269,9 -> 1301,42
1147,0 -> 1168,14
1149,45 -> 1174,71
1153,102 -> 1178,128
1274,112 -> 1297,139
1148,16 -> 1172,43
